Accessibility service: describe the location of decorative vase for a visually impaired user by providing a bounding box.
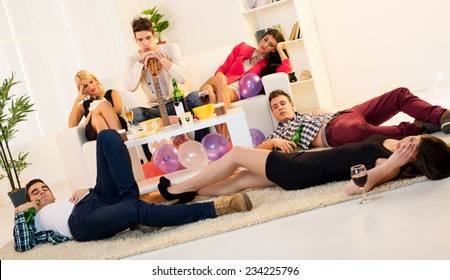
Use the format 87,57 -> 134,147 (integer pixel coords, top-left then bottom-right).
288,72 -> 298,83
8,188 -> 27,208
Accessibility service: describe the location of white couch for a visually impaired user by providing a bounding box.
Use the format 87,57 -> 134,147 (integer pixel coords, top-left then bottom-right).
56,71 -> 291,191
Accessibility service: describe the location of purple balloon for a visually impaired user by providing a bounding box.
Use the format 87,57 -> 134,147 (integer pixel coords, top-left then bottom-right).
249,128 -> 265,147
239,73 -> 263,99
201,133 -> 230,161
153,144 -> 180,173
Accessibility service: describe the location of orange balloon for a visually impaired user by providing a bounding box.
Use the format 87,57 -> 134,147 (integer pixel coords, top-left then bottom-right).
142,161 -> 166,178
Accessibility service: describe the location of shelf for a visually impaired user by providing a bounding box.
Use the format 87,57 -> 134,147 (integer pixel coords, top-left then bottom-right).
242,0 -> 292,15
287,38 -> 303,45
290,77 -> 313,86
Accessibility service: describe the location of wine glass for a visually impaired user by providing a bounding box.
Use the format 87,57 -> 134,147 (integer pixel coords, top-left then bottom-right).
350,164 -> 372,205
124,105 -> 134,128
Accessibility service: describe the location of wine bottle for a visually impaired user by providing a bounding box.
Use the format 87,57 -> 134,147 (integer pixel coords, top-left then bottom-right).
24,199 -> 40,226
172,78 -> 187,117
199,89 -> 210,104
291,124 -> 304,146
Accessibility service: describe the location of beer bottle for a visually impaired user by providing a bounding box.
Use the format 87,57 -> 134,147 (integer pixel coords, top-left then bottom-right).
172,78 -> 187,117
291,124 -> 304,147
24,199 -> 40,226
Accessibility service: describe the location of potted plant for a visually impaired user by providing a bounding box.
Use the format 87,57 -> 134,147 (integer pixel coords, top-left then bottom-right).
141,6 -> 169,44
0,72 -> 35,207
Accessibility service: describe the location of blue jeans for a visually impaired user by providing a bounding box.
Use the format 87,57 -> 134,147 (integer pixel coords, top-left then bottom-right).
68,129 -> 215,242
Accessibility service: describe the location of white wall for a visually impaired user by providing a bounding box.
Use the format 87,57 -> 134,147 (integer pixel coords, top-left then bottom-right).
309,0 -> 450,106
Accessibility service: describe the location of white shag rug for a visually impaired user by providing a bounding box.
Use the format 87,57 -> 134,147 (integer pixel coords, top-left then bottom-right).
0,176 -> 426,260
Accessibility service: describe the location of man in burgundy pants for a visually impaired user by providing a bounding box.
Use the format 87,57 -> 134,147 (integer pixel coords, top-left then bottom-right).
257,87 -> 450,153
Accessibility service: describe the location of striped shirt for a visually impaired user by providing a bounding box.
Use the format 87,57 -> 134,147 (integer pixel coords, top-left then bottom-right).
265,112 -> 336,150
13,212 -> 70,252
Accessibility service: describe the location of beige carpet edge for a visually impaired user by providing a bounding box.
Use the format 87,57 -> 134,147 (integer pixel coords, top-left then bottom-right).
0,176 -> 427,260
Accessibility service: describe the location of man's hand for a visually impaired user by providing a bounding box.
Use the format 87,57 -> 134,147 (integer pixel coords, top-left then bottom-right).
69,188 -> 90,204
271,138 -> 297,153
15,201 -> 40,215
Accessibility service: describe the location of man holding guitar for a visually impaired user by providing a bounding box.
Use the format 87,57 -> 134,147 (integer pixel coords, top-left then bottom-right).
124,17 -> 208,160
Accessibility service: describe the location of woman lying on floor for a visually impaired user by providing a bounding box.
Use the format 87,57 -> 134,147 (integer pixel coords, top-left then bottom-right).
158,134 -> 450,204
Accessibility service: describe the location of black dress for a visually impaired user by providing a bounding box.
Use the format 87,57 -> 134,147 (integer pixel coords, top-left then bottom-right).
83,90 -> 127,141
265,135 -> 392,190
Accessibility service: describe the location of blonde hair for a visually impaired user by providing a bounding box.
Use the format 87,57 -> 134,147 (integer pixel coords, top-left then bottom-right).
74,70 -> 106,99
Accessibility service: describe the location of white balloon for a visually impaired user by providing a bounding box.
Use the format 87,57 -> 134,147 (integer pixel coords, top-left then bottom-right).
427,71 -> 450,98
178,141 -> 208,170
148,137 -> 173,154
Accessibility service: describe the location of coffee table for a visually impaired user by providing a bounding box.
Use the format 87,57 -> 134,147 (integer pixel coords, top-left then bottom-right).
125,107 -> 253,194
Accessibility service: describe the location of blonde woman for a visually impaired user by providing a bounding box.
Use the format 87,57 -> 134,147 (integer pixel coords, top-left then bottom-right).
68,70 -> 127,140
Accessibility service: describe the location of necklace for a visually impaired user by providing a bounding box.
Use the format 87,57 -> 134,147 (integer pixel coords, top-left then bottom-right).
249,51 -> 265,65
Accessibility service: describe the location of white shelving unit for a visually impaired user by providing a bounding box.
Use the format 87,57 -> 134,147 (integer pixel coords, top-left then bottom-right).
240,0 -> 334,112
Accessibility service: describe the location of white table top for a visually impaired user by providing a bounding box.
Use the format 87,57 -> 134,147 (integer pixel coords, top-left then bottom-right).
125,107 -> 246,148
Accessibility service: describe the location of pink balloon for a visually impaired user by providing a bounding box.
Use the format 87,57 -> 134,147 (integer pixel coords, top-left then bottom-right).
178,141 -> 208,169
153,144 -> 180,173
201,133 -> 230,160
249,128 -> 265,147
239,73 -> 262,99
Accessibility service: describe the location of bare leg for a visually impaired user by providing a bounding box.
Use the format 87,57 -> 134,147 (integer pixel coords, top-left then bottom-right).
168,146 -> 272,195
200,75 -> 238,110
197,170 -> 274,196
91,101 -> 122,134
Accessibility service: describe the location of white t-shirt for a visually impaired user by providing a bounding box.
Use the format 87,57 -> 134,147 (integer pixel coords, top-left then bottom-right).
35,200 -> 75,238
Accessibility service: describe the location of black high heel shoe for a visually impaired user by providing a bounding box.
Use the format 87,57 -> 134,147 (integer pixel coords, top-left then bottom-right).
158,176 -> 196,204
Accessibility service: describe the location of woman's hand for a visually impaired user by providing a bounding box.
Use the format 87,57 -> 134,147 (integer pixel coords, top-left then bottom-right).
344,181 -> 361,195
69,188 -> 90,204
275,41 -> 288,60
387,141 -> 418,169
76,82 -> 87,103
276,41 -> 287,53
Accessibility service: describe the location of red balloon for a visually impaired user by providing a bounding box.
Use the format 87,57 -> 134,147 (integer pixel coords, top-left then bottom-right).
142,161 -> 165,178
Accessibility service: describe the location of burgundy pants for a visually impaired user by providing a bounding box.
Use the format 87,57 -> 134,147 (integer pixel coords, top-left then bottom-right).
326,87 -> 446,147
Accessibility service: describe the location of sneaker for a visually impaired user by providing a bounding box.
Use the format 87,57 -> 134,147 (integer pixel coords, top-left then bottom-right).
440,110 -> 450,134
413,119 -> 441,134
214,192 -> 253,216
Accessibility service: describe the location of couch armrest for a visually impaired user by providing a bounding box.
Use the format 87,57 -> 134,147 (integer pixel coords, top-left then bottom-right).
55,125 -> 94,190
232,95 -> 275,137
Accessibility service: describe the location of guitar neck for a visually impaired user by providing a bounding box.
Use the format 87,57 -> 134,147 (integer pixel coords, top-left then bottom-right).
152,76 -> 170,126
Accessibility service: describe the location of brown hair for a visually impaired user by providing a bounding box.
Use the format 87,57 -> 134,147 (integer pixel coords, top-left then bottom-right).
411,135 -> 450,180
25,179 -> 50,202
259,29 -> 289,79
268,90 -> 293,107
131,17 -> 154,35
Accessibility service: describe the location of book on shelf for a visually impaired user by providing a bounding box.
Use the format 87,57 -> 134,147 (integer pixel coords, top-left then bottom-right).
289,21 -> 302,40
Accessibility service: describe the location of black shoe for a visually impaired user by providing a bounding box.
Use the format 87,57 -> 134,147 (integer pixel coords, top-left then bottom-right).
157,176 -> 196,203
440,111 -> 450,134
174,192 -> 196,204
413,119 -> 441,134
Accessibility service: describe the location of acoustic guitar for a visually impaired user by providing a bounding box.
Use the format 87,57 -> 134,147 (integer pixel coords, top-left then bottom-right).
146,57 -> 189,146
147,57 -> 170,127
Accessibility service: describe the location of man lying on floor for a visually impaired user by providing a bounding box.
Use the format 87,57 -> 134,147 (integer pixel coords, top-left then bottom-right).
12,129 -> 253,252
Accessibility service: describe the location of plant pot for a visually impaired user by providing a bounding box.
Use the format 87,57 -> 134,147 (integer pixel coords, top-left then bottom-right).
8,188 -> 27,208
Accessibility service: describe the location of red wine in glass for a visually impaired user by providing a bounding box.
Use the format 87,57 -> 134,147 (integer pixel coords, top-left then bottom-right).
350,164 -> 372,204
